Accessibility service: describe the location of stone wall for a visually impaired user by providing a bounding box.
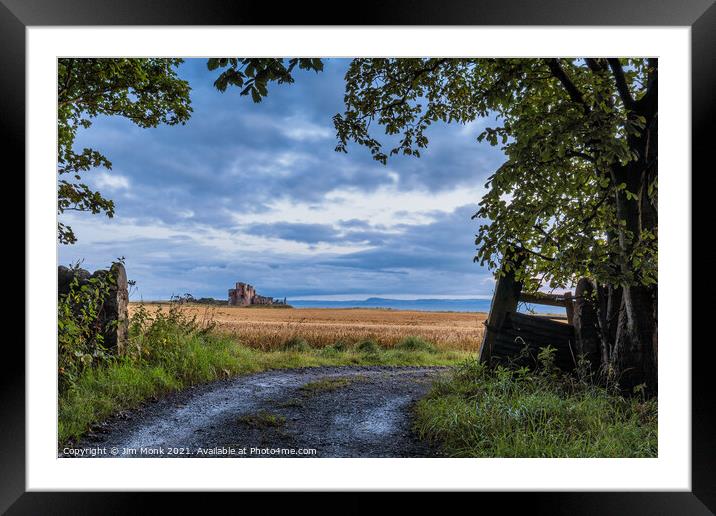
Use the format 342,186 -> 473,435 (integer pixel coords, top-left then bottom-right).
58,262 -> 129,354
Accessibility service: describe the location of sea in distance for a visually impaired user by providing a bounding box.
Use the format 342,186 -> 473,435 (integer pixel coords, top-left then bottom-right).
288,297 -> 566,315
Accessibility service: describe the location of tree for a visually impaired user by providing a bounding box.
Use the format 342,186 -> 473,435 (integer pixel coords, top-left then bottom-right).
208,58 -> 324,97
58,58 -> 193,244
212,57 -> 657,392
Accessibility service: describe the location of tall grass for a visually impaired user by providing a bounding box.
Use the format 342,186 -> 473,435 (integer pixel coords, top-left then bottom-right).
59,303 -> 468,444
414,349 -> 658,458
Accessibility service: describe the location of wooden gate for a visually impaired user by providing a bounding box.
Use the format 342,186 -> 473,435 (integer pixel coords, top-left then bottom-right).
478,266 -> 578,371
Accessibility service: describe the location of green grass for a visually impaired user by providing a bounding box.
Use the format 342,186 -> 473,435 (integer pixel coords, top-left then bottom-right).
396,336 -> 437,353
413,357 -> 658,457
299,377 -> 355,394
58,309 -> 468,445
281,336 -> 312,352
59,305 -> 657,458
237,410 -> 286,428
356,339 -> 380,353
275,397 -> 305,408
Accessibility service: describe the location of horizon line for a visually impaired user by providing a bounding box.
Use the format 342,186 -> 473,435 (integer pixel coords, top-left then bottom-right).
130,294 -> 496,302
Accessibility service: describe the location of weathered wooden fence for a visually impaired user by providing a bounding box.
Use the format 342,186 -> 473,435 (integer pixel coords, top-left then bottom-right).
478,266 -> 598,371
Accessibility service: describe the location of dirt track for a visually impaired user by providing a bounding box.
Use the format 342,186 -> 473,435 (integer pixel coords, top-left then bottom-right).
71,366 -> 449,458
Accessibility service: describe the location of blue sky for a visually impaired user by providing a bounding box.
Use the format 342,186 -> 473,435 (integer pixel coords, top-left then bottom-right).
58,59 -> 507,301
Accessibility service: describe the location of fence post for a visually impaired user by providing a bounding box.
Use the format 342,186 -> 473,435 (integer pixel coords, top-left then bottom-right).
564,291 -> 574,326
479,258 -> 523,364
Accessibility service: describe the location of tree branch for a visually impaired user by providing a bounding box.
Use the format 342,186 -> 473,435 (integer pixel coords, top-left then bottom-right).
606,58 -> 636,111
367,58 -> 449,119
585,58 -> 608,73
58,59 -> 75,101
635,58 -> 658,118
545,59 -> 591,113
566,150 -> 596,163
515,244 -> 556,262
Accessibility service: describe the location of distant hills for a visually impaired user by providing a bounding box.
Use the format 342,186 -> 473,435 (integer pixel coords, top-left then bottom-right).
289,297 -> 565,314
139,295 -> 565,315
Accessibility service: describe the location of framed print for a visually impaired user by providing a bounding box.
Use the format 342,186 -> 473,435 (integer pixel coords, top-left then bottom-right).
6,0 -> 714,513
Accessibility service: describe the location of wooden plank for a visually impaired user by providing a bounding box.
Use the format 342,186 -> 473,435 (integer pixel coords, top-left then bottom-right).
506,326 -> 574,343
491,312 -> 577,370
493,346 -> 575,371
490,342 -> 575,371
493,336 -> 532,353
507,319 -> 574,337
479,258 -> 524,364
509,330 -> 575,348
564,291 -> 575,326
506,312 -> 575,335
519,292 -> 568,307
501,331 -> 572,349
479,256 -> 578,372
508,311 -> 572,327
532,314 -> 569,321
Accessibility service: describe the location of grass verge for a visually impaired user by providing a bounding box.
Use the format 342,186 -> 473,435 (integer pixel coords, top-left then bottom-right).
58,306 -> 468,445
413,355 -> 658,457
299,377 -> 355,394
237,411 -> 286,428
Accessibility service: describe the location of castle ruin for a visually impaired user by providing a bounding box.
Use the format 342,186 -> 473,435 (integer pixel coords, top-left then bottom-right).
228,282 -> 286,306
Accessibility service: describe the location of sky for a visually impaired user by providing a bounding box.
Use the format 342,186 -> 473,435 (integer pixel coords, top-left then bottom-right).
58,58 -> 507,301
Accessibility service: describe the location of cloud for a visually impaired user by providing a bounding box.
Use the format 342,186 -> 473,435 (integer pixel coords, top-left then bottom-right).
244,222 -> 340,244
318,204 -> 482,273
93,172 -> 130,191
60,58 -> 505,300
253,114 -> 333,142
243,221 -> 396,246
228,182 -> 487,231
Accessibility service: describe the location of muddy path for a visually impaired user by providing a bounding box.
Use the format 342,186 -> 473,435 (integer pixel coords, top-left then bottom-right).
70,366 -> 449,458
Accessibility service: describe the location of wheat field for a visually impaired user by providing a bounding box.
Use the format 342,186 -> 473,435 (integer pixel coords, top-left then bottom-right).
130,303 -> 487,351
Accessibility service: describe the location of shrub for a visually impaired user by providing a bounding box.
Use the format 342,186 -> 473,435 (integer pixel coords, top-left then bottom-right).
58,264 -> 116,393
356,339 -> 379,353
317,346 -> 339,358
331,340 -> 352,352
125,300 -> 215,365
281,336 -> 312,352
396,336 -> 437,353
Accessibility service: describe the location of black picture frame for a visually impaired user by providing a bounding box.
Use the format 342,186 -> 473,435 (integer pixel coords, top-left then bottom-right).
6,0 -> 712,513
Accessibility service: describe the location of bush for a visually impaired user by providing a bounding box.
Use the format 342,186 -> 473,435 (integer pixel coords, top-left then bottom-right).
125,300 -> 216,365
396,336 -> 436,353
331,340 -> 352,352
317,346 -> 339,357
356,339 -> 380,353
281,336 -> 312,352
58,264 -> 116,393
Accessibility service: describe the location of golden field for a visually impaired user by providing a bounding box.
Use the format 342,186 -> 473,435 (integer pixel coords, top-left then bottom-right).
130,303 -> 487,351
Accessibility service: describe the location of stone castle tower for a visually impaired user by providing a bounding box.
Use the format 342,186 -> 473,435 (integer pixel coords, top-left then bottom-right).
228,282 -> 283,306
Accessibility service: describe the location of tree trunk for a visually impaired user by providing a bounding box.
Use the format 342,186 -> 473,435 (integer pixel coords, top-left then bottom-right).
573,278 -> 601,367
612,284 -> 657,393
601,92 -> 658,394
